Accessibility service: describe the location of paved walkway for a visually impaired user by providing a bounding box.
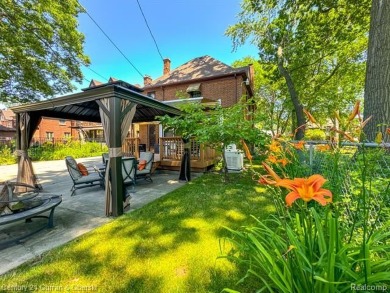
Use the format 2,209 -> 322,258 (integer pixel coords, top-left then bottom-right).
0,157 -> 192,275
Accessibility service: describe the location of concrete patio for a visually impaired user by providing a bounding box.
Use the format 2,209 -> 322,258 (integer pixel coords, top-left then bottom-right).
0,156 -> 193,275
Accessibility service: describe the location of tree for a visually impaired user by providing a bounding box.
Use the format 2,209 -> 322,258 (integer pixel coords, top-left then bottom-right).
233,56 -> 292,137
0,0 -> 90,104
363,0 -> 390,142
159,98 -> 267,180
226,0 -> 370,139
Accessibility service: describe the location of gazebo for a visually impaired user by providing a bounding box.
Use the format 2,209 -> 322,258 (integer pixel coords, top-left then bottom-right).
10,83 -> 181,217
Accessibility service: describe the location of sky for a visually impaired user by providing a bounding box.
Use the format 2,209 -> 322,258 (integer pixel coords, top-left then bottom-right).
75,0 -> 259,90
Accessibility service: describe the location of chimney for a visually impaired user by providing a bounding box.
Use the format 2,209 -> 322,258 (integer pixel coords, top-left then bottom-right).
163,58 -> 171,75
144,75 -> 152,86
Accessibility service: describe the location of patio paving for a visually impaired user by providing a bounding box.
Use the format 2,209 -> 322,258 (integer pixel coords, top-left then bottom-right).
0,156 -> 195,275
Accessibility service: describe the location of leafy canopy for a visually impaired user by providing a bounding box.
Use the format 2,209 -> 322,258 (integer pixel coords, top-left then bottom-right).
158,97 -> 267,152
0,0 -> 90,104
226,0 -> 370,136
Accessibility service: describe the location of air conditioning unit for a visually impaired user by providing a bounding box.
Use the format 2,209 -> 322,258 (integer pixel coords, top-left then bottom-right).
225,144 -> 237,152
224,150 -> 244,172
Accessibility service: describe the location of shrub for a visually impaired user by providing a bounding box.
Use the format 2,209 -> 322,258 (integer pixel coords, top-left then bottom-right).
304,128 -> 326,141
0,140 -> 107,165
0,145 -> 17,165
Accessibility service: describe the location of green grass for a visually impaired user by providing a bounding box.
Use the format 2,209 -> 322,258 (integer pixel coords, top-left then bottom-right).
0,169 -> 274,292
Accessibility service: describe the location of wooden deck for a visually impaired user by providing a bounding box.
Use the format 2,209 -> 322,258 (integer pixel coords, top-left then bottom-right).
123,137 -> 219,172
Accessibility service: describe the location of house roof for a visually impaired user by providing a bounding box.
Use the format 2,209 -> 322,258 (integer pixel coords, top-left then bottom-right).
85,79 -> 142,93
145,55 -> 250,88
0,125 -> 15,132
89,79 -> 103,87
1,109 -> 15,120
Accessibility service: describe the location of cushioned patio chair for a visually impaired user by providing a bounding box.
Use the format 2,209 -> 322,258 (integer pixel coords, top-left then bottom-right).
65,156 -> 104,196
102,153 -> 109,165
122,157 -> 137,188
136,152 -> 154,183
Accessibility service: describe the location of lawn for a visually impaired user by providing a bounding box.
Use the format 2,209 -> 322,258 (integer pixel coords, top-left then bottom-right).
0,167 -> 273,292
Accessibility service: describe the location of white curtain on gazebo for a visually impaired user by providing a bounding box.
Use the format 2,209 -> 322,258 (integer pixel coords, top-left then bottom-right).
99,98 -> 137,216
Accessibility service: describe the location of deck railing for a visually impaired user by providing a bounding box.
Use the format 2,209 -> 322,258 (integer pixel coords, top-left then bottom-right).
159,137 -> 216,163
123,137 -> 140,158
122,136 -> 217,166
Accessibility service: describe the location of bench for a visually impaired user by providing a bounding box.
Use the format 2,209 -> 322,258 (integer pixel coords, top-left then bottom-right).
0,182 -> 62,248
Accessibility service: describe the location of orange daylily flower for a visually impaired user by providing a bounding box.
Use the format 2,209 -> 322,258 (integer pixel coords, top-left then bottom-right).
267,155 -> 278,164
293,141 -> 305,150
387,128 -> 390,135
241,139 -> 253,161
276,174 -> 332,207
348,100 -> 360,121
316,144 -> 330,152
303,109 -> 317,124
277,158 -> 290,167
269,140 -> 282,153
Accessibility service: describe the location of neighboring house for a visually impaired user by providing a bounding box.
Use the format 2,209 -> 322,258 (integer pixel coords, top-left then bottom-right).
0,109 -> 16,142
0,109 -> 16,129
0,125 -> 16,142
31,118 -> 79,143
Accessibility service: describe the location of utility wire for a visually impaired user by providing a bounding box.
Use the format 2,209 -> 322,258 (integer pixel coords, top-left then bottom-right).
84,66 -> 108,81
80,5 -> 144,78
135,0 -> 164,61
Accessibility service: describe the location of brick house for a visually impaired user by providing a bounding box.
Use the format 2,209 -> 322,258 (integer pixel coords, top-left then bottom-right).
0,109 -> 16,142
31,118 -> 79,143
137,55 -> 254,152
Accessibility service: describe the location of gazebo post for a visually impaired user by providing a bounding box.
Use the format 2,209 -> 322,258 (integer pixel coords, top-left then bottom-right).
109,97 -> 124,216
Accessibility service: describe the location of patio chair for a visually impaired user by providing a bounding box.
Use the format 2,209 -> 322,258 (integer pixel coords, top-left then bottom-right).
102,153 -> 109,165
136,152 -> 154,183
65,156 -> 104,196
122,157 -> 137,188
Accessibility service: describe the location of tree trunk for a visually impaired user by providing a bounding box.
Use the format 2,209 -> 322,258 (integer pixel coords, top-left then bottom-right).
363,0 -> 390,142
278,60 -> 306,140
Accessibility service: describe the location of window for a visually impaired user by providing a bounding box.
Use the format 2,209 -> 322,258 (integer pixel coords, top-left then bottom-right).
46,132 -> 54,140
189,91 -> 201,98
64,132 -> 71,138
147,92 -> 156,99
59,119 -> 66,125
186,83 -> 201,98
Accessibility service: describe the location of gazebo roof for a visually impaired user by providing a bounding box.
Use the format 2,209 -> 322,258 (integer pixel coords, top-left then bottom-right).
11,84 -> 181,123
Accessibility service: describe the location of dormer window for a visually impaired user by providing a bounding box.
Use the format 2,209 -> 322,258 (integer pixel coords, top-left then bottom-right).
189,91 -> 201,98
186,83 -> 201,98
147,92 -> 156,99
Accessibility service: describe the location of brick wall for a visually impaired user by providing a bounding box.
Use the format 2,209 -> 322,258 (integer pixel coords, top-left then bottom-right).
145,75 -> 248,107
33,118 -> 78,140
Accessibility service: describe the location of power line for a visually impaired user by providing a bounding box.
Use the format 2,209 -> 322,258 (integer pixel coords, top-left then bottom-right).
80,5 -> 144,78
84,66 -> 108,81
135,0 -> 164,61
